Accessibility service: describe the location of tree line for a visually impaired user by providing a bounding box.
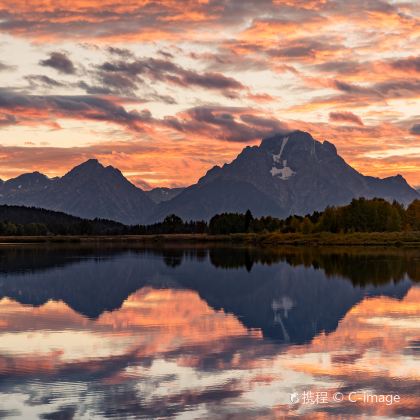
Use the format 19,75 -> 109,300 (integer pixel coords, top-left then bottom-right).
0,205 -> 124,236
208,198 -> 420,234
0,198 -> 419,236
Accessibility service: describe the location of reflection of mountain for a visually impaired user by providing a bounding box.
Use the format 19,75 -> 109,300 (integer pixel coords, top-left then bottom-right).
0,246 -> 415,344
178,255 -> 413,344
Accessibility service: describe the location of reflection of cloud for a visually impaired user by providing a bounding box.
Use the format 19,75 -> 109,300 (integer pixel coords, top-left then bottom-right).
1,284 -> 419,417
0,288 -> 260,375
282,288 -> 420,415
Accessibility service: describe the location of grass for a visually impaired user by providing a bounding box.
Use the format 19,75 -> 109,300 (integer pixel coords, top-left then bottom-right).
244,231 -> 420,247
0,231 -> 419,247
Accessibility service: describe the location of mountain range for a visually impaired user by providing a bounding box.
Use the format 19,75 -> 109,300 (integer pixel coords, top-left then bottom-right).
0,159 -> 155,224
0,130 -> 418,224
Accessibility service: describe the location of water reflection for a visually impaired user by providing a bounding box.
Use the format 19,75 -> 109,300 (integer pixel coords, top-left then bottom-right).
0,245 -> 418,419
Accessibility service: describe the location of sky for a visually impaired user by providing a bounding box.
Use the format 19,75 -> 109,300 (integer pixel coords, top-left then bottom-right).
0,0 -> 419,189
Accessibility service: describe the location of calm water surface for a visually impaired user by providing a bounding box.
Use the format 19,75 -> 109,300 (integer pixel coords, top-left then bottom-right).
0,245 -> 419,419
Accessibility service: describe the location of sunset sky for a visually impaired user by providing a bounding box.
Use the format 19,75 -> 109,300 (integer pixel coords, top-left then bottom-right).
0,0 -> 419,189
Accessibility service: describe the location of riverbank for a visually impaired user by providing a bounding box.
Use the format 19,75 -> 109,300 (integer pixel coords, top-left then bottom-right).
0,231 -> 419,247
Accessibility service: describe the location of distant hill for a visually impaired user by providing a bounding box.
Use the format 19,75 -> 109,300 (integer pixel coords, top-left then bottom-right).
0,205 -> 125,235
152,130 -> 419,221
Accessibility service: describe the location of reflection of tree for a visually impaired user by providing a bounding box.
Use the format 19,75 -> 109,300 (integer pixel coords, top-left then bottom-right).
1,244 -> 418,285
209,248 -> 254,271
281,249 -> 418,286
162,249 -> 184,268
210,246 -> 420,286
407,265 -> 420,282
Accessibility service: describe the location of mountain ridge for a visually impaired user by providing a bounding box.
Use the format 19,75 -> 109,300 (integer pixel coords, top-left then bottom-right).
0,130 -> 418,224
152,130 -> 418,222
0,159 -> 155,224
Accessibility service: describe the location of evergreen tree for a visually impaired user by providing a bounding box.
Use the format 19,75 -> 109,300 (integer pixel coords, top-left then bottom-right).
406,200 -> 420,231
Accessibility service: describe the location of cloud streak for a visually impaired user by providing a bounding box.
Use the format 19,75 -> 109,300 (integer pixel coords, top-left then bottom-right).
96,57 -> 245,97
0,89 -> 155,133
329,111 -> 364,126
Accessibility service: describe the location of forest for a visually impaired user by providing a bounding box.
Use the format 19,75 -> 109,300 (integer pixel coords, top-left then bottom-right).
208,198 -> 420,234
0,198 -> 419,236
0,205 -> 124,236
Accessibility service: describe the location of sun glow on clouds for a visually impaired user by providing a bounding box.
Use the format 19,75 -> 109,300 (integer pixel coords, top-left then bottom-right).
0,0 -> 418,187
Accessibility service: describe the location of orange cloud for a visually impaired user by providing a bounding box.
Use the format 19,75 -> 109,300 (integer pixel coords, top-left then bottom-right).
0,0 -> 417,188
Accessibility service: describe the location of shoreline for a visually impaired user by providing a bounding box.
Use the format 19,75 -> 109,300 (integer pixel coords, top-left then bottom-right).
0,231 -> 419,247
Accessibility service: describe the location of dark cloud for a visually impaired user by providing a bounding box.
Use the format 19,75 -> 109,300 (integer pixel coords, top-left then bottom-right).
77,81 -> 113,95
325,0 -> 397,15
180,70 -> 244,91
99,58 -> 177,77
165,106 -> 288,142
0,89 -> 153,131
198,50 -> 267,72
158,50 -> 174,59
79,69 -> 176,102
375,79 -> 420,98
329,79 -> 420,104
25,75 -> 65,88
268,37 -> 341,59
98,58 -> 245,97
96,71 -> 141,96
410,123 -> 420,135
40,52 -> 76,75
239,114 -> 286,131
313,57 -> 419,78
389,56 -> 420,73
106,47 -> 135,59
329,111 -> 364,126
314,60 -> 365,75
149,93 -> 177,105
332,80 -> 375,96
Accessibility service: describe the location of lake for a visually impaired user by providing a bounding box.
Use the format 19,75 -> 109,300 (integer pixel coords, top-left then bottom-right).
0,245 -> 419,419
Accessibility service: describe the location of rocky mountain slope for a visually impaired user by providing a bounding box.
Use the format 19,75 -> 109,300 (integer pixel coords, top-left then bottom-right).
152,130 -> 418,221
0,159 -> 155,224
